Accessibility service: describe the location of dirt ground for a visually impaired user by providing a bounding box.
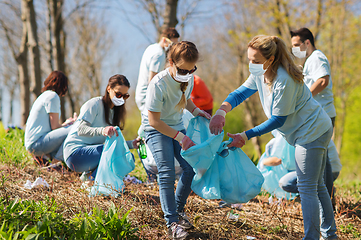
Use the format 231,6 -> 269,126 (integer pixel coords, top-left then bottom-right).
1,164 -> 360,239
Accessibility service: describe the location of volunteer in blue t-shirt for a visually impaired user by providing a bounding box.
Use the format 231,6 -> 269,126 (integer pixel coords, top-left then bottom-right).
209,35 -> 337,240
63,74 -> 138,178
25,71 -> 76,164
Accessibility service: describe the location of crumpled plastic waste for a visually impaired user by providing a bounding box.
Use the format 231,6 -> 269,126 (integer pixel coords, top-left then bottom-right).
124,175 -> 142,184
24,177 -> 49,189
227,209 -> 239,221
246,236 -> 257,240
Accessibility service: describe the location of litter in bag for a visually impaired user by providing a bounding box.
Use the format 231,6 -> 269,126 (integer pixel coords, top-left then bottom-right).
181,116 -> 264,203
257,137 -> 298,200
90,127 -> 135,197
270,131 -> 296,171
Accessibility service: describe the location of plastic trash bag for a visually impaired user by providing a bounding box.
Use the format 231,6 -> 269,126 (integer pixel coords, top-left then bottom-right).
257,137 -> 298,200
270,131 -> 296,171
90,127 -> 135,197
181,116 -> 264,203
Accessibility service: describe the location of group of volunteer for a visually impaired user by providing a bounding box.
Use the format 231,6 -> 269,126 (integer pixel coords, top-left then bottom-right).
24,26 -> 339,239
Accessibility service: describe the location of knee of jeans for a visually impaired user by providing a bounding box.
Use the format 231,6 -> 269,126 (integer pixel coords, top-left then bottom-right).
158,170 -> 176,185
296,181 -> 318,194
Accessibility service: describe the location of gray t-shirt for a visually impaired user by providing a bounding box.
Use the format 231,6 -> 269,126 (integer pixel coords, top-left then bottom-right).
63,97 -> 112,160
25,90 -> 61,149
303,50 -> 336,118
135,43 -> 166,112
141,68 -> 194,132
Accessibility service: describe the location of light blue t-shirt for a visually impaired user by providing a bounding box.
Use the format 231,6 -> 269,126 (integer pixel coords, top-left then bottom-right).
141,68 -> 194,132
243,67 -> 331,146
135,43 -> 166,112
63,97 -> 112,160
303,50 -> 336,118
25,90 -> 61,149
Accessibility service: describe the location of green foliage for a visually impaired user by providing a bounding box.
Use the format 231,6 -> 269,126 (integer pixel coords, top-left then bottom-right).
340,85 -> 361,182
339,223 -> 361,238
0,197 -> 139,240
0,122 -> 6,138
0,128 -> 32,167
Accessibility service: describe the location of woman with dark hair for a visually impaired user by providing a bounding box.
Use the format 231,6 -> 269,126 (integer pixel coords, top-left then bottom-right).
63,74 -> 138,179
25,71 -> 76,163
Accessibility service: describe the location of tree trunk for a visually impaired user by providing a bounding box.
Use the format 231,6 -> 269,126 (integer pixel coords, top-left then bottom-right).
161,0 -> 179,34
18,0 -> 30,127
24,0 -> 42,99
46,0 -> 54,71
50,0 -> 74,121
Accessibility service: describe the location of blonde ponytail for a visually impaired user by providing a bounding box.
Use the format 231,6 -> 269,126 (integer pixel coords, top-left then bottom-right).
248,35 -> 303,85
175,82 -> 188,111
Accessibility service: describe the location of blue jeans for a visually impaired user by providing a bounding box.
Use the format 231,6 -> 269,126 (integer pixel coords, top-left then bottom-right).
295,127 -> 337,239
66,144 -> 103,173
145,129 -> 195,227
28,126 -> 71,161
279,160 -> 335,197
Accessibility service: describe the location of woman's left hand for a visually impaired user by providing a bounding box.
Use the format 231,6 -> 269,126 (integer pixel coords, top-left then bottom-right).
192,107 -> 211,120
227,132 -> 247,148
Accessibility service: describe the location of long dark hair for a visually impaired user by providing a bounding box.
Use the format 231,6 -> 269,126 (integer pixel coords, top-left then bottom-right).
102,74 -> 130,130
41,71 -> 68,96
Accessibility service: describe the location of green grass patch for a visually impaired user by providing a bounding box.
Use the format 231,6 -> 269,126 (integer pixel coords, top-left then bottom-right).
0,196 -> 139,240
0,127 -> 32,168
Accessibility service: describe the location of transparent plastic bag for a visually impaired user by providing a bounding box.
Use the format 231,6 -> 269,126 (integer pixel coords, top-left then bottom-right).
90,127 -> 135,197
270,132 -> 296,171
181,116 -> 264,203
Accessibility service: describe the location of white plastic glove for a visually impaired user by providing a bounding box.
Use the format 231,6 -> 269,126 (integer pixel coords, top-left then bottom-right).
102,126 -> 119,137
191,107 -> 211,120
209,109 -> 227,135
174,131 -> 196,150
227,132 -> 247,148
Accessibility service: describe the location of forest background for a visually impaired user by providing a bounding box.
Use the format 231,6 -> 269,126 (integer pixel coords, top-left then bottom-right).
0,0 -> 360,183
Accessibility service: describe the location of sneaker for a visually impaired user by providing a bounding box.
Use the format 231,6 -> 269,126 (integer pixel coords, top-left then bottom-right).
168,222 -> 188,240
80,171 -> 91,182
178,212 -> 193,230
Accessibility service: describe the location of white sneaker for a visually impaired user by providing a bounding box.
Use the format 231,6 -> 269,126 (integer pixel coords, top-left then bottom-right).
168,222 -> 188,239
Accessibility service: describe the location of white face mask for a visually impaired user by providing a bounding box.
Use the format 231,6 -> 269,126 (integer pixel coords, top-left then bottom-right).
111,96 -> 125,106
249,62 -> 268,76
174,71 -> 192,82
292,47 -> 306,58
164,43 -> 172,52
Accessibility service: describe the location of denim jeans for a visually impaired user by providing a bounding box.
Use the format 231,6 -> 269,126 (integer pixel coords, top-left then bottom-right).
28,126 -> 71,160
65,144 -> 103,173
145,129 -> 195,227
295,127 -> 337,239
279,159 -> 335,197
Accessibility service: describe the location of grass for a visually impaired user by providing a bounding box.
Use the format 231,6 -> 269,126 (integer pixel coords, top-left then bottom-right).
0,123 -> 360,239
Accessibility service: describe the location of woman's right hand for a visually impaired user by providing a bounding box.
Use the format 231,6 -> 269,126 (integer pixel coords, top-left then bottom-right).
180,135 -> 196,150
102,126 -> 119,137
209,114 -> 225,135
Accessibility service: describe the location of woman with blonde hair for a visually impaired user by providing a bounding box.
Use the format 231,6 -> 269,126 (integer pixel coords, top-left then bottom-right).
142,41 -> 211,239
210,35 -> 337,240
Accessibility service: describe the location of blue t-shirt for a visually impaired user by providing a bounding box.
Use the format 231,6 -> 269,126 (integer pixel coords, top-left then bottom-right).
25,90 -> 61,149
141,68 -> 194,132
63,97 -> 112,160
303,50 -> 336,118
135,43 -> 166,112
242,66 -> 331,146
